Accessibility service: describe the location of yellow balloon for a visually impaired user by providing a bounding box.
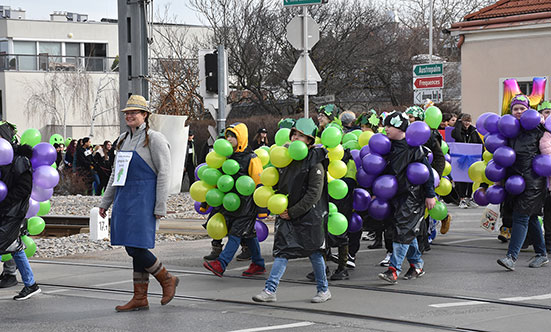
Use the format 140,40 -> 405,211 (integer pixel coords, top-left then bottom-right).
206,213 -> 228,240
424,208 -> 429,219
253,186 -> 274,208
261,167 -> 279,187
189,181 -> 214,202
472,182 -> 481,192
269,144 -> 278,152
315,137 -> 322,145
267,194 -> 288,215
255,148 -> 270,166
435,178 -> 452,196
468,161 -> 486,183
443,161 -> 451,176
358,131 -> 374,147
327,172 -> 335,183
270,146 -> 292,168
327,145 -> 345,161
328,160 -> 347,179
206,151 -> 226,169
483,151 -> 493,163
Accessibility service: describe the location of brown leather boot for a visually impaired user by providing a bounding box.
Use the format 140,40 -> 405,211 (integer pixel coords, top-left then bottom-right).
115,273 -> 149,312
146,260 -> 179,305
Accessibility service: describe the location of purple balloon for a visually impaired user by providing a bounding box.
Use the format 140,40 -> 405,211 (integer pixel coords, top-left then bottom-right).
484,113 -> 501,134
369,198 -> 391,221
484,133 -> 507,153
498,114 -> 520,138
349,212 -> 363,233
194,163 -> 207,181
0,180 -> 7,202
359,145 -> 371,159
25,198 -> 40,218
194,201 -> 213,215
473,188 -> 489,206
485,160 -> 507,182
493,146 -> 516,168
31,185 -> 53,202
545,116 -> 551,132
369,133 -> 391,155
362,153 -> 387,175
0,138 -> 14,166
486,185 -> 506,204
520,109 -> 541,131
372,175 -> 398,200
350,149 -> 361,169
532,154 -> 551,177
432,168 -> 440,188
505,175 -> 526,195
353,188 -> 371,211
356,167 -> 376,188
407,162 -> 430,185
33,165 -> 59,189
476,113 -> 492,135
405,121 -> 431,147
30,143 -> 57,168
255,220 -> 269,242
444,153 -> 451,163
427,152 -> 433,164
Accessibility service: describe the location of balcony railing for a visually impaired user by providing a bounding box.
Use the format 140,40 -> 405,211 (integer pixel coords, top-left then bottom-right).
0,54 -> 119,72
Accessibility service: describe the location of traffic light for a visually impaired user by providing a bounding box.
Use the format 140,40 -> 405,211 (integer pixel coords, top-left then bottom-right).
205,52 -> 218,94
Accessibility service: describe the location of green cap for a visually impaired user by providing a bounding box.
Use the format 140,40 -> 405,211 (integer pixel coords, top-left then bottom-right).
318,104 -> 338,121
405,106 -> 425,121
278,118 -> 295,129
537,101 -> 551,111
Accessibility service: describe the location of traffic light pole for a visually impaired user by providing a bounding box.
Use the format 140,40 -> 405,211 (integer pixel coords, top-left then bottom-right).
217,45 -> 226,134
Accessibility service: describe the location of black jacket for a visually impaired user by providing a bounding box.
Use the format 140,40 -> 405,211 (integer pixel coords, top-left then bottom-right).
451,125 -> 483,144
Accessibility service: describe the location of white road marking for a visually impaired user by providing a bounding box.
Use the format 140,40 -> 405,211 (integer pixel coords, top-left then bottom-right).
226,322 -> 315,332
430,293 -> 551,308
443,238 -> 493,244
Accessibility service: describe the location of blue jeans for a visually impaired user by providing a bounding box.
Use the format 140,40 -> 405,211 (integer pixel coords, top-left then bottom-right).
12,251 -> 35,287
125,247 -> 158,272
390,238 -> 423,275
265,251 -> 328,293
507,212 -> 547,260
217,235 -> 264,270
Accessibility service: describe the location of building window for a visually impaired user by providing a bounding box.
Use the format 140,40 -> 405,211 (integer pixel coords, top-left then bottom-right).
84,43 -> 106,71
13,41 -> 36,70
65,42 -> 80,67
518,81 -> 533,96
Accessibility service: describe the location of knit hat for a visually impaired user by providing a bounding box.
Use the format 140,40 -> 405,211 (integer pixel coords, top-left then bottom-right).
339,111 -> 356,125
510,94 -> 530,111
383,111 -> 409,132
537,100 -> 551,111
405,106 -> 425,121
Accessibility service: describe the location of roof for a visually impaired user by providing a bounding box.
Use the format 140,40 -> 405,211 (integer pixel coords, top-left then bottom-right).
465,0 -> 551,21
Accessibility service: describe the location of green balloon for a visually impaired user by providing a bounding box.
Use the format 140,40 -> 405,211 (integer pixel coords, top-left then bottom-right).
214,139 -> 234,157
21,235 -> 37,258
352,129 -> 362,139
197,164 -> 209,180
27,216 -> 45,235
51,162 -> 57,169
65,137 -> 72,147
275,128 -> 291,146
342,132 -> 357,144
235,175 -> 255,196
321,126 -> 343,148
1,254 -> 13,262
217,174 -> 235,193
206,188 -> 225,207
49,134 -> 64,145
328,212 -> 348,235
425,106 -> 443,129
342,140 -> 360,150
20,128 -> 41,147
37,200 -> 51,216
429,201 -> 448,220
260,146 -> 270,152
222,159 -> 240,175
288,140 -> 308,161
328,202 -> 338,214
441,141 -> 449,155
202,168 -> 222,186
328,179 -> 348,200
223,192 -> 241,212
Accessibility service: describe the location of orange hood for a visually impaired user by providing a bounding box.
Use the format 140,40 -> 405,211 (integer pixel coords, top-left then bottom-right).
225,122 -> 248,153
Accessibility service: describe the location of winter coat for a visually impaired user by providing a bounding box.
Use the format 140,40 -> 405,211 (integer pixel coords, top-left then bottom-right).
0,145 -> 33,254
451,125 -> 483,144
507,125 -> 546,215
385,139 -> 435,244
273,147 -> 328,259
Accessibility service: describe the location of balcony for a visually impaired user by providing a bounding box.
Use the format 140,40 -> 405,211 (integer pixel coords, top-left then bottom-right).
0,54 -> 119,73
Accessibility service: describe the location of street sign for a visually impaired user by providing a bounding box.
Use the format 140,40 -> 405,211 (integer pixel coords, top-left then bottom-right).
413,76 -> 444,89
288,54 -> 322,83
413,63 -> 443,77
292,82 -> 318,95
286,16 -> 319,51
284,0 -> 323,6
414,88 -> 443,104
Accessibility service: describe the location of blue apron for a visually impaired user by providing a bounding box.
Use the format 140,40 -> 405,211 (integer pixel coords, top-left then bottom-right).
111,150 -> 157,249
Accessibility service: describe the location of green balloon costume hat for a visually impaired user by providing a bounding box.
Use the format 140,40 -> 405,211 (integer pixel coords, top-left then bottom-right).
290,118 -> 318,144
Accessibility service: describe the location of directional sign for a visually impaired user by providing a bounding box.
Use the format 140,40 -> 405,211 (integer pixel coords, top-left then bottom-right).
288,54 -> 322,83
413,76 -> 444,89
413,63 -> 443,77
414,88 -> 443,104
286,16 -> 319,51
284,0 -> 323,6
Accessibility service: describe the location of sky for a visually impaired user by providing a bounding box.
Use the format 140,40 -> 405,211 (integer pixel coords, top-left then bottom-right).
1,0 -> 203,25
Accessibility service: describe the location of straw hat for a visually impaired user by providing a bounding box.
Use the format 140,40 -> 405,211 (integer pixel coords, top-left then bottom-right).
122,95 -> 151,113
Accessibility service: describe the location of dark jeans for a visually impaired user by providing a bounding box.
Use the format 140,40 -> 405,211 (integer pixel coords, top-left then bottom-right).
348,230 -> 362,257
544,192 -> 551,253
507,212 -> 546,260
125,247 -> 158,272
456,182 -> 472,200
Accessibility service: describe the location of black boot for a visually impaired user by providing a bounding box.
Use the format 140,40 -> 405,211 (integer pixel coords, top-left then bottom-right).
203,240 -> 223,261
368,231 -> 383,249
330,246 -> 350,280
236,245 -> 251,261
306,265 -> 330,281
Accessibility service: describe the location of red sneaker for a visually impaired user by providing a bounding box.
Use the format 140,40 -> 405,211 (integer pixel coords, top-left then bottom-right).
242,263 -> 266,276
203,260 -> 224,277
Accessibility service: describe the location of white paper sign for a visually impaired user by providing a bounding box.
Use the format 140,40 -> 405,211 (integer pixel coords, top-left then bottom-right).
113,151 -> 133,186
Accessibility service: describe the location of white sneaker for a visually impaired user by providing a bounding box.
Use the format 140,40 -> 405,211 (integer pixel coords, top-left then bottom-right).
467,198 -> 478,208
252,289 -> 277,302
311,290 -> 331,303
459,199 -> 468,209
379,252 -> 392,267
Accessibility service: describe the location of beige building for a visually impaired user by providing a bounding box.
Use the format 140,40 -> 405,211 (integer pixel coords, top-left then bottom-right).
449,0 -> 551,119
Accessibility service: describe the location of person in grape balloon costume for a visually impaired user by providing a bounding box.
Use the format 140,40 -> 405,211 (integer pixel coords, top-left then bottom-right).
99,95 -> 178,312
538,100 -> 551,255
0,121 -> 41,300
377,111 -> 436,284
495,95 -> 549,270
203,122 -> 266,277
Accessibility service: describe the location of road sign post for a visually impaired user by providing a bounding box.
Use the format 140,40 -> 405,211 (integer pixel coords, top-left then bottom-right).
284,0 -> 324,6
413,63 -> 444,105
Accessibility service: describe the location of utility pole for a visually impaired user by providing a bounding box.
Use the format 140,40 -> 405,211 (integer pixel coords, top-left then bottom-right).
429,0 -> 433,64
217,45 -> 226,134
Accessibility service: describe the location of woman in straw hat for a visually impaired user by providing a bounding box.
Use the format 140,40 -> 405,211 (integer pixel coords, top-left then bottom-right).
99,95 -> 178,312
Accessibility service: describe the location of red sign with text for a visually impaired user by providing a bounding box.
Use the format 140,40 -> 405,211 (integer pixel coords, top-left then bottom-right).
413,76 -> 443,89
